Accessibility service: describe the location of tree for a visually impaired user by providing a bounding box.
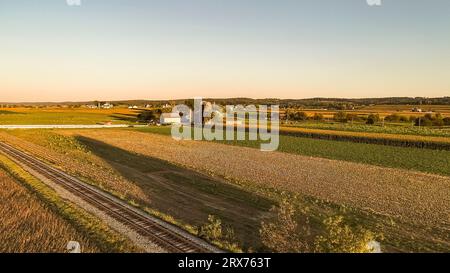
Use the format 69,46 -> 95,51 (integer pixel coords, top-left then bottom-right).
260,197 -> 311,253
346,113 -> 360,123
314,216 -> 376,253
432,113 -> 444,126
333,111 -> 348,123
137,110 -> 160,122
443,117 -> 450,126
199,215 -> 241,252
313,113 -> 324,121
385,114 -> 401,122
366,114 -> 380,125
287,111 -> 308,121
414,113 -> 442,127
399,115 -> 409,122
184,99 -> 195,110
415,117 -> 432,127
295,111 -> 309,121
433,117 -> 444,127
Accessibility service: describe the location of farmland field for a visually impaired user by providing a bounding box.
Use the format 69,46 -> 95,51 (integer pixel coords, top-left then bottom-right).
286,122 -> 450,138
1,106 -> 449,253
0,169 -> 99,252
135,126 -> 450,176
295,104 -> 450,117
1,129 -> 448,252
360,104 -> 450,113
0,130 -> 273,251
0,108 -> 140,125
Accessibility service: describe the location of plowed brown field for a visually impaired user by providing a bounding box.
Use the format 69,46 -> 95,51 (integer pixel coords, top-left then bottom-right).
60,130 -> 450,228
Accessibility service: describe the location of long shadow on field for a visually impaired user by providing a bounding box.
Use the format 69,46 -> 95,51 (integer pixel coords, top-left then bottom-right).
0,110 -> 21,115
108,114 -> 138,123
75,136 -> 274,250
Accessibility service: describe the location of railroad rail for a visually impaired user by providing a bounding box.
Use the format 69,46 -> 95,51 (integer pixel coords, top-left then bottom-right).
0,141 -> 223,253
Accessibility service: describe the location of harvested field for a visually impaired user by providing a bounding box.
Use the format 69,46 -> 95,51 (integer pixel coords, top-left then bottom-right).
2,129 -> 449,252
0,169 -> 99,253
0,130 -> 273,250
60,130 -> 450,230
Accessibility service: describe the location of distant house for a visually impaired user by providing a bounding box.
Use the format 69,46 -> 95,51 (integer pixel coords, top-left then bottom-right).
128,105 -> 138,109
102,103 -> 113,109
412,107 -> 423,113
86,104 -> 98,109
160,113 -> 181,125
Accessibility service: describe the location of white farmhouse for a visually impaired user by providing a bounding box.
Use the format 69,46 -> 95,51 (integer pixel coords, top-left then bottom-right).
102,103 -> 113,109
160,113 -> 181,125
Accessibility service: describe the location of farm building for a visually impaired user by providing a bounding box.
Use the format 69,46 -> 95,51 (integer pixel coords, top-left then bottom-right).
101,103 -> 113,109
160,113 -> 182,125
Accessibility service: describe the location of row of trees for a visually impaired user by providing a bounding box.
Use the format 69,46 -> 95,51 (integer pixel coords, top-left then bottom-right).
137,108 -> 174,122
286,111 -> 450,127
337,112 -> 450,126
414,113 -> 450,127
286,111 -> 324,121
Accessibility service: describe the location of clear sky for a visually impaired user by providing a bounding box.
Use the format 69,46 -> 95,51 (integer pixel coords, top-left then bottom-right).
1,0 -> 449,102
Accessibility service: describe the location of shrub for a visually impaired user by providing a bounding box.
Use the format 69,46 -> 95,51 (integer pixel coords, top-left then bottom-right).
260,197 -> 380,253
313,113 -> 324,121
443,117 -> 450,126
399,115 -> 409,122
366,114 -> 380,125
199,215 -> 222,241
415,116 -> 433,127
334,111 -> 348,123
286,111 -> 309,121
413,113 -> 446,127
137,110 -> 160,122
346,114 -> 361,122
294,112 -> 309,121
199,215 -> 242,252
314,216 -> 376,253
385,114 -> 401,122
433,118 -> 444,127
260,197 -> 311,253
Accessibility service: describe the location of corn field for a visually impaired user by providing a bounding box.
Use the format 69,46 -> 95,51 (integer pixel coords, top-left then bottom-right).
281,127 -> 450,150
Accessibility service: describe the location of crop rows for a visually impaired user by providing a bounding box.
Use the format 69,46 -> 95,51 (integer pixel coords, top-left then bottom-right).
280,127 -> 450,150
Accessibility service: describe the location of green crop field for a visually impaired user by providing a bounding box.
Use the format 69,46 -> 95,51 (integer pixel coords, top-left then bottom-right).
134,126 -> 450,177
286,121 -> 450,137
0,108 -> 139,125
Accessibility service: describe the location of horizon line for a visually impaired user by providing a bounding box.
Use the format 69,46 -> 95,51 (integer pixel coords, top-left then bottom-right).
1,96 -> 449,105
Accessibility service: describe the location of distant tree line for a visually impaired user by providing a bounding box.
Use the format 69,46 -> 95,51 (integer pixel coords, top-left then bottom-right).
285,110 -> 450,127
3,96 -> 449,109
413,113 -> 450,127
